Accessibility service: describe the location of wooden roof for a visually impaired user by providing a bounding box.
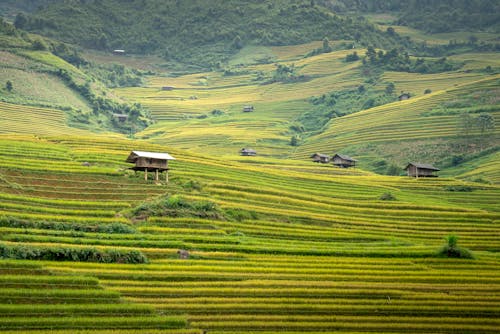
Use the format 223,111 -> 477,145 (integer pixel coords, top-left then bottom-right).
126,151 -> 175,163
333,154 -> 357,162
405,162 -> 440,171
311,153 -> 329,158
241,148 -> 256,154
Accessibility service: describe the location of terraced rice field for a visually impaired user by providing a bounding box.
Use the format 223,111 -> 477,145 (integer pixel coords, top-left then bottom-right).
295,76 -> 500,158
0,132 -> 498,332
113,42 -> 499,162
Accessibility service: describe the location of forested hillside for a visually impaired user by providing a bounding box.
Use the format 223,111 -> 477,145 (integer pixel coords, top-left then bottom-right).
14,0 -> 408,67
321,0 -> 500,33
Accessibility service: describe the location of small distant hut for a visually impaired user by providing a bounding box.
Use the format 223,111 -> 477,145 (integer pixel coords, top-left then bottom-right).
161,86 -> 175,91
243,105 -> 254,112
112,49 -> 125,55
405,162 -> 440,178
126,151 -> 175,183
240,148 -> 257,156
398,93 -> 411,101
332,154 -> 357,168
310,153 -> 330,163
113,113 -> 128,122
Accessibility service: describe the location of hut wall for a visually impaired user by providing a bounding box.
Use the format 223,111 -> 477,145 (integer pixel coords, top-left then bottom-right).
135,157 -> 168,168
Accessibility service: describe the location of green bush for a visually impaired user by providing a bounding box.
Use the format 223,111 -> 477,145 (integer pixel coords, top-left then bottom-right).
437,235 -> 474,259
379,193 -> 396,201
132,195 -> 222,219
0,216 -> 135,234
444,185 -> 473,192
0,243 -> 148,263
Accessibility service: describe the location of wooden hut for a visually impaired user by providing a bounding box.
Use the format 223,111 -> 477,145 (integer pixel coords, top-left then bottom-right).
240,148 -> 257,156
113,113 -> 128,122
398,93 -> 410,101
126,151 -> 175,183
405,162 -> 440,178
243,105 -> 254,112
112,49 -> 125,55
332,154 -> 357,168
310,153 -> 330,163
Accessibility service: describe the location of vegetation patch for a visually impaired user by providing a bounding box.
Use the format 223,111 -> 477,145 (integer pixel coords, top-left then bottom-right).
437,235 -> 475,259
132,195 -> 223,220
0,243 -> 148,263
0,216 -> 135,234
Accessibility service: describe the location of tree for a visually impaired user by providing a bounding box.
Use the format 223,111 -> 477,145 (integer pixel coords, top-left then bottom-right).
458,112 -> 474,147
32,38 -> 47,51
290,135 -> 299,146
385,82 -> 395,94
322,37 -> 331,52
386,26 -> 395,35
476,113 -> 495,135
476,113 -> 495,149
5,81 -> 12,92
232,35 -> 243,49
14,13 -> 27,29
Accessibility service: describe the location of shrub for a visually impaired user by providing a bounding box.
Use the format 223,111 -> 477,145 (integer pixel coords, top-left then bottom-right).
5,81 -> 12,92
0,243 -> 148,263
0,216 -> 135,234
424,88 -> 432,94
438,235 -> 474,259
379,193 -> 396,201
444,185 -> 473,192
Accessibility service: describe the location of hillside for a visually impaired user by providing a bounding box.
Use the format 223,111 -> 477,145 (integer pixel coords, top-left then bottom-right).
0,2 -> 499,333
16,0 -> 412,68
322,0 -> 500,33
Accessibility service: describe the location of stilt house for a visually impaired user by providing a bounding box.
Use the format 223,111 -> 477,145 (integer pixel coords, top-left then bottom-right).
405,162 -> 440,177
310,153 -> 330,163
332,154 -> 357,168
126,151 -> 175,183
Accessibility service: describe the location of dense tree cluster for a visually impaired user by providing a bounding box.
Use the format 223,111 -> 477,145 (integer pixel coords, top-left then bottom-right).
320,0 -> 500,33
364,47 -> 461,73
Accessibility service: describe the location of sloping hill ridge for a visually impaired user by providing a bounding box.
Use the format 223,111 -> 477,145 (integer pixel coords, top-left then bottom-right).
17,0 -> 407,66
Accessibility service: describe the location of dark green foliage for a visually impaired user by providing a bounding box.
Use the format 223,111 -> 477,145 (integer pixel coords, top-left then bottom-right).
438,235 -> 474,259
0,18 -> 17,36
0,243 -> 148,263
87,63 -> 143,88
31,38 -> 47,50
13,13 -> 28,29
132,195 -> 222,220
365,48 -> 462,74
5,80 -> 13,92
55,69 -> 151,133
424,88 -> 432,94
385,164 -> 401,176
211,109 -> 224,116
270,64 -> 307,83
476,113 -> 495,135
290,135 -> 299,146
302,86 -> 396,133
345,51 -> 359,62
445,185 -> 473,192
379,192 -> 396,201
385,82 -> 395,94
224,208 -> 259,222
329,0 -> 500,33
0,216 -> 136,234
19,0 -> 408,67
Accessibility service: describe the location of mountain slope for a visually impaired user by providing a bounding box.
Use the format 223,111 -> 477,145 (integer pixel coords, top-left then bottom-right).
18,0 -> 409,67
